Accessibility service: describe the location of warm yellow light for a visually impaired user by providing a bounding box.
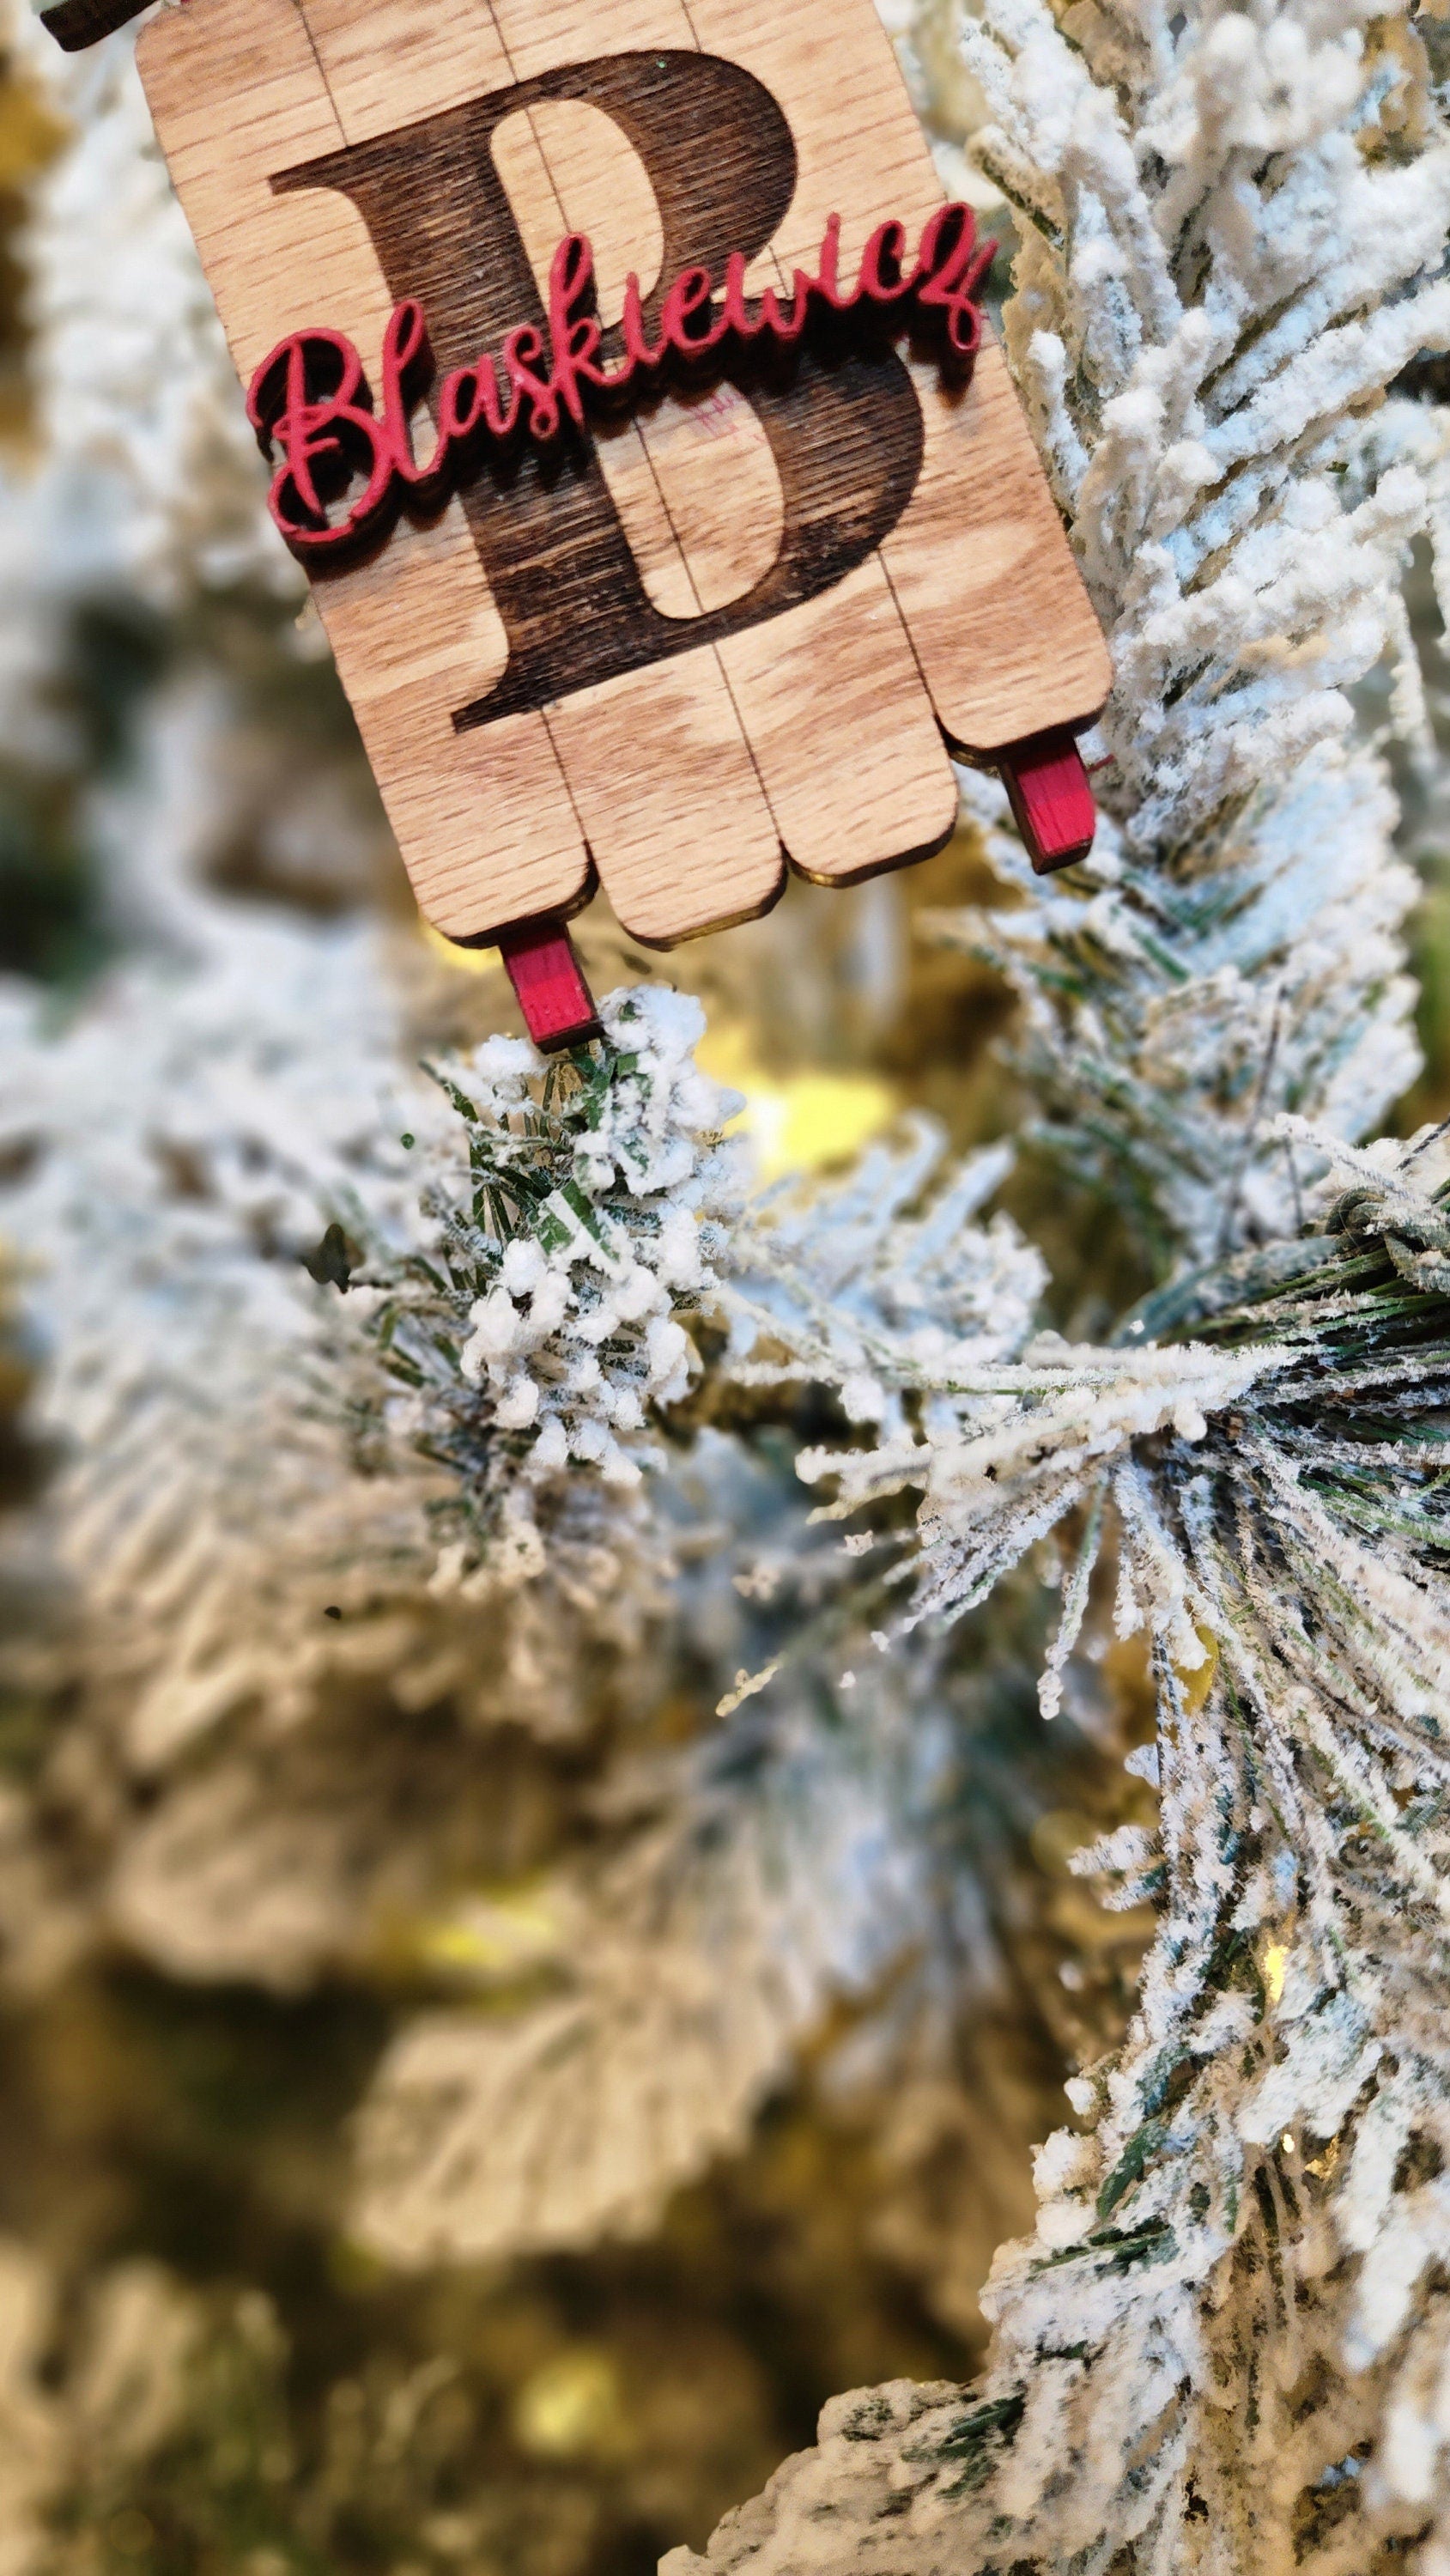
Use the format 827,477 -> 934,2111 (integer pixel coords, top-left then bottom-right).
696,1021 -> 897,1182
419,918 -> 497,975
513,2348 -> 628,2460
408,1884 -> 561,1979
405,956 -> 901,1176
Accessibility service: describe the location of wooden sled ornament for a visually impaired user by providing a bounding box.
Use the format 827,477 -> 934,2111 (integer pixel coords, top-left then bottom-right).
100,0 -> 1111,1044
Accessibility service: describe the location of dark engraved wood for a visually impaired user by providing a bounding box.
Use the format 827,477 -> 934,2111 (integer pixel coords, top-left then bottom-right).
274,50 -> 925,731
39,0 -> 146,51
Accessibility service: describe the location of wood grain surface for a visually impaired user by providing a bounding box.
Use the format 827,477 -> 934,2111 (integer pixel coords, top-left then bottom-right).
137,0 -> 1111,948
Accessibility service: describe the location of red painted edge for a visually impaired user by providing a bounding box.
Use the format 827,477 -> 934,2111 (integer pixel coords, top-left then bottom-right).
498,918 -> 602,1053
997,726 -> 1096,875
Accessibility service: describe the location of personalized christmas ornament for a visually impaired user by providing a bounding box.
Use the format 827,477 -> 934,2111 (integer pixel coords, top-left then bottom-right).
47,0 -> 1113,1047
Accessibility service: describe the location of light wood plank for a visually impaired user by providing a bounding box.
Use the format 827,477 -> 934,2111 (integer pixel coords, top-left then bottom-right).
719,561 -> 957,884
483,0 -> 694,82
881,341 -> 1113,751
487,100 -> 698,620
490,93 -> 782,614
318,501 -> 587,937
136,0 -> 381,378
137,0 -> 589,937
683,0 -> 1109,752
685,0 -> 941,278
628,385 -> 783,616
640,0 -> 971,886
491,94 -> 664,322
300,0 -> 512,143
547,651 -> 784,947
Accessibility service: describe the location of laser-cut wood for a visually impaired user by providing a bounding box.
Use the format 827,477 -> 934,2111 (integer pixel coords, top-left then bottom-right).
547,646 -> 786,948
494,106 -> 785,621
39,0 -> 139,52
692,0 -> 1112,755
303,0 -> 511,141
131,0 -> 1113,952
136,0 -> 591,940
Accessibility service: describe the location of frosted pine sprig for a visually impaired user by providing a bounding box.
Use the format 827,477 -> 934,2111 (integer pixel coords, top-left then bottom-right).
922,0 -> 1450,1264
725,1120 -> 1045,1426
357,987 -> 743,1578
668,1130 -> 1450,2572
0,965 -> 740,1991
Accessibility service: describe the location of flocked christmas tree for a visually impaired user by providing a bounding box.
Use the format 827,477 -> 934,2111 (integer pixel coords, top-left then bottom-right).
1,0 -> 1449,2567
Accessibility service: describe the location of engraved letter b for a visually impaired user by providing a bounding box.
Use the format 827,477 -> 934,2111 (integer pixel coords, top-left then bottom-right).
276,50 -> 925,730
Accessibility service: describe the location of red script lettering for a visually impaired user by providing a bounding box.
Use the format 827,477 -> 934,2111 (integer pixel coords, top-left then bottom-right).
247,204 -> 994,557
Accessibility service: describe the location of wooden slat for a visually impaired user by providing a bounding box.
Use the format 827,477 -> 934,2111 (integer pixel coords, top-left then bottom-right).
684,0 -> 941,280
137,0 -> 589,936
718,560 -> 957,884
136,0 -> 378,377
492,98 -> 783,618
483,0 -> 690,81
487,100 -> 696,619
687,0 -> 1110,755
623,0 -> 965,888
300,0 -> 511,143
490,94 -> 664,323
317,502 -> 590,938
627,386 -> 783,616
882,341 -> 1113,751
546,649 -> 784,946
